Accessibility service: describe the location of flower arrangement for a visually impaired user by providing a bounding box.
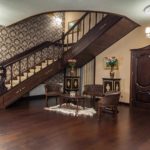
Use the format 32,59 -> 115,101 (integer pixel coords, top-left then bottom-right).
67,59 -> 77,68
67,59 -> 77,76
105,56 -> 118,78
105,57 -> 118,68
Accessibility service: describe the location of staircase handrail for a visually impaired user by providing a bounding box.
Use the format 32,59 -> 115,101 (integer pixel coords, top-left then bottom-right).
0,40 -> 61,68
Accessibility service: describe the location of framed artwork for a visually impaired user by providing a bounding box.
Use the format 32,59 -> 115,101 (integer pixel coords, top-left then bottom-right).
103,57 -> 119,70
68,20 -> 80,33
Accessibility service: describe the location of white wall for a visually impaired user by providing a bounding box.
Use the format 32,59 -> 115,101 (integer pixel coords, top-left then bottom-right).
30,84 -> 45,96
95,25 -> 150,103
65,12 -> 84,32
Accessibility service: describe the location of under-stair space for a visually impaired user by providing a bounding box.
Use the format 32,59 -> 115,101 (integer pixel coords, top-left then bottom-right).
0,12 -> 139,108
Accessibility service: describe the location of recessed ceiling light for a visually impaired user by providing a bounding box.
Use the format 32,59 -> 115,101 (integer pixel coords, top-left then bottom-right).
144,5 -> 150,14
145,27 -> 150,38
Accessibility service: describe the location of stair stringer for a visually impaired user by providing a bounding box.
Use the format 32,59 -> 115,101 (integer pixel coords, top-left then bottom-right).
0,59 -> 65,108
63,15 -> 139,67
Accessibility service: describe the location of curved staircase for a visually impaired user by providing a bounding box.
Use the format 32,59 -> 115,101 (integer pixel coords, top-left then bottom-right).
0,12 -> 139,108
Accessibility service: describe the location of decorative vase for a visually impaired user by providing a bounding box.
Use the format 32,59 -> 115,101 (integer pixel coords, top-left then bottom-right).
110,67 -> 115,78
70,66 -> 76,76
68,59 -> 77,76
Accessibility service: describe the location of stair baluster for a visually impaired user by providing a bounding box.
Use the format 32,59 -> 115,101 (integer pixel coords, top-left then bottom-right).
0,66 -> 6,94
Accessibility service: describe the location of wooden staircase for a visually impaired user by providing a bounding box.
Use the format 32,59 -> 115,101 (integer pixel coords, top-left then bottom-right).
5,59 -> 53,90
0,12 -> 139,108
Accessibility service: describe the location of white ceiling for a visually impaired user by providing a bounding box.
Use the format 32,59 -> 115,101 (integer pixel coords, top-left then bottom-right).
0,0 -> 150,26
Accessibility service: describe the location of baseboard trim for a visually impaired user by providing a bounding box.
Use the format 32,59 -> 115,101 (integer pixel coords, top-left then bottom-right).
22,95 -> 45,100
132,101 -> 150,109
119,101 -> 130,106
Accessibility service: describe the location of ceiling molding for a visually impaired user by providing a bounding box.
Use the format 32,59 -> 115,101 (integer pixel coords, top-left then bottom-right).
0,0 -> 149,26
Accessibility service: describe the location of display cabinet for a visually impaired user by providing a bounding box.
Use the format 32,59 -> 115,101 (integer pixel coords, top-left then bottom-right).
64,76 -> 80,93
102,78 -> 121,93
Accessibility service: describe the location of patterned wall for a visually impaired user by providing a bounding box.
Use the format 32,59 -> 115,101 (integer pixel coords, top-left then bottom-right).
0,12 -> 65,84
0,12 -> 64,63
47,72 -> 64,84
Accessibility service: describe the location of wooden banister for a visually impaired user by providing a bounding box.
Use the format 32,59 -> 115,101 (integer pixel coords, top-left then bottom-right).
0,40 -> 61,67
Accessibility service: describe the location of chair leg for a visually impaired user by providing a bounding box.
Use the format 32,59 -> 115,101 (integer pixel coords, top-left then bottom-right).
98,106 -> 102,119
56,97 -> 58,105
83,98 -> 85,109
45,96 -> 48,107
98,107 -> 100,119
92,96 -> 95,108
59,97 -> 62,108
112,106 -> 118,115
90,96 -> 94,108
115,107 -> 118,114
93,96 -> 96,109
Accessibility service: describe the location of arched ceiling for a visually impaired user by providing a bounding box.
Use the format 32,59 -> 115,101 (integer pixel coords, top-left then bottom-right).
0,0 -> 150,26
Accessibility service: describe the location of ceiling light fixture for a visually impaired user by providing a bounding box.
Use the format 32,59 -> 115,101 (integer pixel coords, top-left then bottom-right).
144,5 -> 150,14
145,27 -> 150,38
53,16 -> 62,26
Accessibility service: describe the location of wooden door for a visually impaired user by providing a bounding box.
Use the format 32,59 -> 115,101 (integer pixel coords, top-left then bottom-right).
130,45 -> 150,108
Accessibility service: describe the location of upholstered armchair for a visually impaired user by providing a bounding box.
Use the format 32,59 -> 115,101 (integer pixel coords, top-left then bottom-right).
83,84 -> 104,108
45,83 -> 62,107
97,91 -> 120,118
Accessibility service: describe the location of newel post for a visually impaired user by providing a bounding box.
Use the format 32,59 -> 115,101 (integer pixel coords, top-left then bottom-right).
0,66 -> 7,94
61,32 -> 65,66
62,32 -> 65,54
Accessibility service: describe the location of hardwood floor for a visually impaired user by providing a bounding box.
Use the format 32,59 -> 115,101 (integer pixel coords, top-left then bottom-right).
0,98 -> 150,150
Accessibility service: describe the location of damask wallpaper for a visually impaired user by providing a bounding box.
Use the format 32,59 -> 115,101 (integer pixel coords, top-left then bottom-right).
0,12 -> 65,84
0,12 -> 64,63
47,72 -> 64,84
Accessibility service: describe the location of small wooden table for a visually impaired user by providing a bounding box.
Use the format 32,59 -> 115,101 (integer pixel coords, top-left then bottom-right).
60,94 -> 86,116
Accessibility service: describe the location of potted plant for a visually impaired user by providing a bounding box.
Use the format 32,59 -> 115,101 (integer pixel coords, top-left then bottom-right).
105,57 -> 118,78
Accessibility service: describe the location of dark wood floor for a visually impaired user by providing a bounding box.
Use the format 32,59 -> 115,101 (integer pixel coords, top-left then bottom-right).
0,98 -> 150,150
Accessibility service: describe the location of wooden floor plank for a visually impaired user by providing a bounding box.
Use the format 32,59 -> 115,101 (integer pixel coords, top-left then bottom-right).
0,98 -> 150,150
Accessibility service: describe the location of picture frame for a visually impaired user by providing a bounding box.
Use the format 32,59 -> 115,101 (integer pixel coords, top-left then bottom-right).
68,20 -> 80,33
103,57 -> 119,70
